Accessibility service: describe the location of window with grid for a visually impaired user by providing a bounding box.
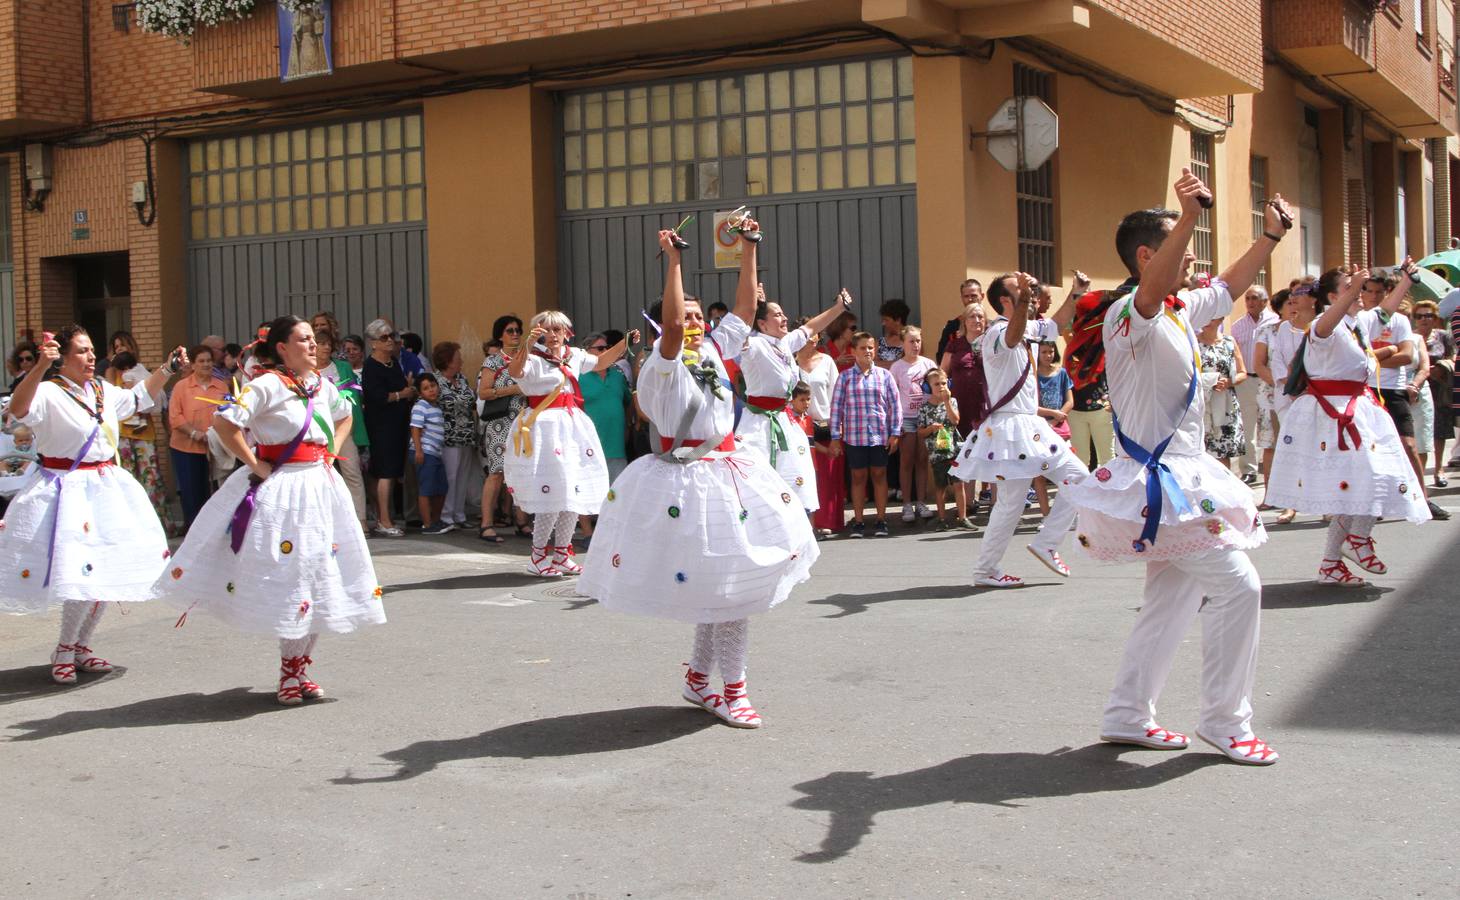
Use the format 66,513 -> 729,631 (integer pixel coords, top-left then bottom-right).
1249,155 -> 1268,288
1014,63 -> 1056,284
187,111 -> 425,241
560,56 -> 916,212
1190,132 -> 1214,274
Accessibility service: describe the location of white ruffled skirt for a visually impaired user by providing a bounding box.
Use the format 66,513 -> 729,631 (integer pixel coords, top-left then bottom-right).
737,408 -> 819,510
504,408 -> 610,515
1063,452 -> 1267,563
1265,393 -> 1429,521
0,464 -> 169,612
951,412 -> 1079,482
579,446 -> 819,623
153,462 -> 385,639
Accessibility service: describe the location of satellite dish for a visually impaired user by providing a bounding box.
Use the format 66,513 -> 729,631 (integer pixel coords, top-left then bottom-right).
973,97 -> 1059,172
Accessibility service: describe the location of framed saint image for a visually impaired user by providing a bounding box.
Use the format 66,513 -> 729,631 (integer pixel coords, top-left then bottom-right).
279,0 -> 332,82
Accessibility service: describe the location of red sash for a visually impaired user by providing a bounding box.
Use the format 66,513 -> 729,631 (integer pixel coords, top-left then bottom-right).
257,442 -> 329,464
522,392 -> 583,411
745,395 -> 789,413
40,457 -> 111,471
1305,379 -> 1374,451
659,436 -> 736,454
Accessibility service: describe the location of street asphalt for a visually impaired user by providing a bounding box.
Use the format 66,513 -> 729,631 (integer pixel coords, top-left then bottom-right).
2,486 -> 1457,899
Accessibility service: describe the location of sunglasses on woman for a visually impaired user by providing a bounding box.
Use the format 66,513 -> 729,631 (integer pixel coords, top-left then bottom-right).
17,355 -> 34,363
589,344 -> 609,352
504,327 -> 523,334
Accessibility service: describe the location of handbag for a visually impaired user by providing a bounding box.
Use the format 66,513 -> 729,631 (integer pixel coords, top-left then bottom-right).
1282,334 -> 1310,397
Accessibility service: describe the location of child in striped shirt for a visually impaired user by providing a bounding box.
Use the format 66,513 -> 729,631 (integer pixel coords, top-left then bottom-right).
410,373 -> 450,534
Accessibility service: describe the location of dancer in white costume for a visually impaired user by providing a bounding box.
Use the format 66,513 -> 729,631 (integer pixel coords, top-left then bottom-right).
1264,265 -> 1430,586
158,316 -> 384,706
580,224 -> 819,728
504,312 -> 637,578
0,325 -> 186,683
950,273 -> 1088,586
1065,170 -> 1290,766
724,275 -> 853,511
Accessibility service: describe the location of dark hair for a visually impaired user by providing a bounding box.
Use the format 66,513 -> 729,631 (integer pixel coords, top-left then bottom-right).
1039,340 -> 1061,363
401,332 -> 424,354
109,350 -> 137,372
961,278 -> 982,290
485,339 -> 503,353
1315,267 -> 1346,313
1362,274 -> 1396,292
754,300 -> 775,332
792,382 -> 811,399
707,301 -> 729,315
9,340 -> 37,370
491,315 -> 523,343
55,325 -> 91,356
188,344 -> 213,362
851,330 -> 876,346
108,330 -> 139,357
985,274 -> 1020,315
341,335 -> 365,354
224,342 -> 243,359
1115,208 -> 1180,277
878,298 -> 910,325
647,295 -> 703,328
415,371 -> 439,390
256,315 -> 307,367
313,328 -> 336,351
430,341 -> 460,371
1269,289 -> 1290,315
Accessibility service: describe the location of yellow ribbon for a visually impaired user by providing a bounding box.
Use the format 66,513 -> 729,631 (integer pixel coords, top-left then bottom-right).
512,382 -> 563,457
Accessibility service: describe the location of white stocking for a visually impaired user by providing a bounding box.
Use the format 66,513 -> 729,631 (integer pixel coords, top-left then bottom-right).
551,510 -> 577,547
1323,516 -> 1348,559
531,511 -> 561,547
713,618 -> 750,685
1347,515 -> 1376,539
57,602 -> 89,647
279,636 -> 312,658
688,624 -> 715,675
75,602 -> 106,647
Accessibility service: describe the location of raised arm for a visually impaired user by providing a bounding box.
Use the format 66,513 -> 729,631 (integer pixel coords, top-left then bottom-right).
1134,169 -> 1205,320
593,329 -> 642,372
802,289 -> 854,339
1051,270 -> 1090,335
8,338 -> 59,420
1003,273 -> 1036,348
1314,268 -> 1366,339
730,217 -> 762,325
657,230 -> 686,361
1218,194 -> 1292,299
1381,258 -> 1414,315
141,347 -> 188,399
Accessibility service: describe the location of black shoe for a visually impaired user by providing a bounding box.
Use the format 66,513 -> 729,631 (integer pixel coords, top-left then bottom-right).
872,520 -> 890,537
848,521 -> 866,538
1241,473 -> 1258,485
1427,500 -> 1450,520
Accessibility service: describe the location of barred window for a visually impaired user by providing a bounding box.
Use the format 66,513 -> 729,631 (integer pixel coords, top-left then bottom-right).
1250,155 -> 1268,288
1191,132 -> 1214,275
187,111 -> 426,241
1014,63 -> 1056,285
560,56 -> 916,212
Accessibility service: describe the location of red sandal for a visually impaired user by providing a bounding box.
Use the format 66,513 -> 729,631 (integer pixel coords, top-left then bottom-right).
681,667 -> 720,712
1197,731 -> 1280,765
551,544 -> 583,576
1317,558 -> 1365,587
50,643 -> 77,685
525,547 -> 562,578
716,681 -> 762,729
72,644 -> 113,674
297,655 -> 324,700
278,655 -> 306,706
1341,534 -> 1387,574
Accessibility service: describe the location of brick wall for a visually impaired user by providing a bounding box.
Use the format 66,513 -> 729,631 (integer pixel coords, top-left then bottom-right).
192,0 -> 386,91
88,0 -> 218,123
15,0 -> 87,125
1095,0 -> 1264,87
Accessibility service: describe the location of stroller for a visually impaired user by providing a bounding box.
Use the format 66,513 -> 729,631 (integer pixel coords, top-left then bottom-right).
0,400 -> 41,518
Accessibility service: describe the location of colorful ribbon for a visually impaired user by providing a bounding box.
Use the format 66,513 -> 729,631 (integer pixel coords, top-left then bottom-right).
1111,358 -> 1198,548
40,426 -> 99,587
229,392 -> 315,553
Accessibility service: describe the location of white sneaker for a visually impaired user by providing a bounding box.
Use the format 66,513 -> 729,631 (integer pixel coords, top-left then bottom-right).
1196,731 -> 1279,766
973,571 -> 1024,588
900,505 -> 916,522
1026,544 -> 1071,577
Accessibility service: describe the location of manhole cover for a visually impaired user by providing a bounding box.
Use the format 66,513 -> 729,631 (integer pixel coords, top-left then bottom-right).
542,585 -> 591,599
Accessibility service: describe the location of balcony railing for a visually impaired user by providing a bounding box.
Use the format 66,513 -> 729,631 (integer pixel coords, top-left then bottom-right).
1439,37 -> 1456,97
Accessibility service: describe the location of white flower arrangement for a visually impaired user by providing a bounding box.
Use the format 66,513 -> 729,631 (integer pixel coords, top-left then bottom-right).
135,0 -> 271,41
194,0 -> 259,29
278,0 -> 325,13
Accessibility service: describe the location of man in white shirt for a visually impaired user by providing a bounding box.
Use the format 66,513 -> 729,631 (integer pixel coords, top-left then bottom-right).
1065,168 -> 1291,766
1358,274 -> 1439,516
1228,287 -> 1277,481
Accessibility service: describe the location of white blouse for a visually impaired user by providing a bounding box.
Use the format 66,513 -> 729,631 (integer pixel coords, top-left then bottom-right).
514,348 -> 599,398
638,340 -> 734,443
218,371 -> 350,446
19,376 -> 153,462
797,352 -> 838,423
722,312 -> 809,398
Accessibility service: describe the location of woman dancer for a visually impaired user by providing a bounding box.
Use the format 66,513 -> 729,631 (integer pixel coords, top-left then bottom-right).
504,312 -> 636,577
1265,267 -> 1430,586
727,272 -> 849,513
580,226 -> 818,729
158,316 -> 382,704
0,326 -> 186,683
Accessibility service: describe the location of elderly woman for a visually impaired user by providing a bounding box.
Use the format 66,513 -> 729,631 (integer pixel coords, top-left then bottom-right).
1,325 -> 186,683
477,317 -> 526,543
1411,299 -> 1455,487
430,341 -> 479,529
8,340 -> 38,391
505,311 -> 636,575
105,340 -> 177,536
315,329 -> 367,528
361,318 -> 415,536
156,316 -> 382,706
167,344 -> 228,530
1197,316 -> 1247,468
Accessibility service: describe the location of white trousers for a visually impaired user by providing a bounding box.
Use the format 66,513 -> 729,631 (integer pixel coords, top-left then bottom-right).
1102,548 -> 1262,739
974,455 -> 1085,578
442,445 -> 477,525
1233,377 -> 1261,475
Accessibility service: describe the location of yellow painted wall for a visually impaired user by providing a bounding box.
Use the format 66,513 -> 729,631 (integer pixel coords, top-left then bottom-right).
1246,72 -> 1307,285
423,86 -> 557,373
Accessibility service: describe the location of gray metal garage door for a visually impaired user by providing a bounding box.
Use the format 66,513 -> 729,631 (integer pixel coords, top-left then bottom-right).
185,111 -> 428,343
557,57 -> 918,335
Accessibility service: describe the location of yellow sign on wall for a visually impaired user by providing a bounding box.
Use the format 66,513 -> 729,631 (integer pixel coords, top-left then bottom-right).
713,210 -> 745,269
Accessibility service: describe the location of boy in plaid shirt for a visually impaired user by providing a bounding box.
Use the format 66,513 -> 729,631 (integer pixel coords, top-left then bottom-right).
830,332 -> 902,537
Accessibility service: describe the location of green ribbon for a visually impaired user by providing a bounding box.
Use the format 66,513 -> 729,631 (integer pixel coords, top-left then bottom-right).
745,403 -> 789,467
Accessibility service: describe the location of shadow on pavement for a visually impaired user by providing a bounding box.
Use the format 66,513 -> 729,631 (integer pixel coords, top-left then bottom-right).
1281,528 -> 1460,734
790,744 -> 1224,863
388,572 -> 546,593
1261,580 -> 1393,609
809,582 -> 1026,618
5,687 -> 298,740
332,705 -> 716,785
0,666 -> 128,706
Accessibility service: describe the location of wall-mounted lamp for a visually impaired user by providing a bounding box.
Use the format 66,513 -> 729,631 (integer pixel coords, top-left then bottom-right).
23,144 -> 52,212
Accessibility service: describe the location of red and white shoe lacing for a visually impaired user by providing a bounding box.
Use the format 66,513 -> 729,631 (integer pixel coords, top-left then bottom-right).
526,547 -> 562,578
72,644 -> 113,674
681,667 -> 720,712
551,544 -> 583,576
1341,534 -> 1387,574
297,655 -> 324,700
51,643 -> 77,685
716,681 -> 762,729
1317,558 -> 1364,587
278,655 -> 307,706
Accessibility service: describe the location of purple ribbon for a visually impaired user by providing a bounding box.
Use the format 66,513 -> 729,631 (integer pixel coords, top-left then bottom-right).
228,392 -> 315,554
41,425 -> 100,587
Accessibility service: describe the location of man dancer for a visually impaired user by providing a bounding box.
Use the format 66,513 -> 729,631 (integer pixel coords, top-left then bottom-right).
1065,169 -> 1291,766
951,272 -> 1087,587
